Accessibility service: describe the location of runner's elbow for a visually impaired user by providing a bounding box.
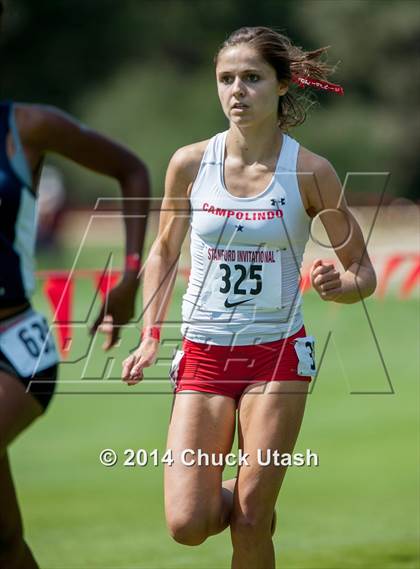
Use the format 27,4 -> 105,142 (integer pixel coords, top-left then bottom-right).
149,238 -> 180,268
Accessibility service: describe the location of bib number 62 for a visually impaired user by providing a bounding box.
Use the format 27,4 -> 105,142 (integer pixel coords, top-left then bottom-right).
18,318 -> 55,358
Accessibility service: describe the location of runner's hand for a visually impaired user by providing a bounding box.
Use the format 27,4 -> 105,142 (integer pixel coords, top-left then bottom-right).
90,277 -> 138,350
122,338 -> 159,386
310,259 -> 343,302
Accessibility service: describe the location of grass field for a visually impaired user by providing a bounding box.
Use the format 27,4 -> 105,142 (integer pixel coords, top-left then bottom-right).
9,252 -> 419,569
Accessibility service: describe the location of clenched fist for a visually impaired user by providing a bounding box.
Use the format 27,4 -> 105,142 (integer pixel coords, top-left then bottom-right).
310,259 -> 343,301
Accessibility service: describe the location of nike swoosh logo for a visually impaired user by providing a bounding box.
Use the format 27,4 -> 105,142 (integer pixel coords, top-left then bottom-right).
224,298 -> 253,308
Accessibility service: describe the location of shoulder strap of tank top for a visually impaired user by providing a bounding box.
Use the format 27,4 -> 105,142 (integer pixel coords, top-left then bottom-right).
216,130 -> 227,165
276,133 -> 299,172
201,131 -> 227,166
190,132 -> 225,198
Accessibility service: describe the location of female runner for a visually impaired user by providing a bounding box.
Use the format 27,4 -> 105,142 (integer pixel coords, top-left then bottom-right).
123,26 -> 376,569
0,100 -> 149,569
0,6 -> 150,561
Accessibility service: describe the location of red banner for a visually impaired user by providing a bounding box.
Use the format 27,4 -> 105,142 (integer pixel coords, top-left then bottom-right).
36,254 -> 419,356
44,275 -> 74,357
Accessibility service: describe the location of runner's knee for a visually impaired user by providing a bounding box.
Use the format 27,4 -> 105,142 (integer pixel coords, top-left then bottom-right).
167,511 -> 215,546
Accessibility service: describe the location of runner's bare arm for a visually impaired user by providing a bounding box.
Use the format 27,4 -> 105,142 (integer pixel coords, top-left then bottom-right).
17,104 -> 150,347
142,146 -> 197,328
122,142 -> 207,382
299,150 -> 377,303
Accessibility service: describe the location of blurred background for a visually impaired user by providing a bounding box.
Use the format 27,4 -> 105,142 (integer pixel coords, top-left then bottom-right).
1,0 -> 419,205
0,1 -> 419,568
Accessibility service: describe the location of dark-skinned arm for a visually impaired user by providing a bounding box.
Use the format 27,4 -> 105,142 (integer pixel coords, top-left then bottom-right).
18,104 -> 150,348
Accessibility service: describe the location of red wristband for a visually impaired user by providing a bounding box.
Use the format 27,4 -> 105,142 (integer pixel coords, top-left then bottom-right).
141,326 -> 161,342
125,253 -> 141,272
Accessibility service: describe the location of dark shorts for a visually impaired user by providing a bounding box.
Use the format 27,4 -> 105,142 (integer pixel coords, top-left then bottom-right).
0,307 -> 59,411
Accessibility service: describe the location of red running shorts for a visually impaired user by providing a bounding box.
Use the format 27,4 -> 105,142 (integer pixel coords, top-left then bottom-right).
171,325 -> 315,403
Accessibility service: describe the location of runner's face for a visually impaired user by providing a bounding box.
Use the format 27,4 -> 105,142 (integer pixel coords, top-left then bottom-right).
216,45 -> 288,127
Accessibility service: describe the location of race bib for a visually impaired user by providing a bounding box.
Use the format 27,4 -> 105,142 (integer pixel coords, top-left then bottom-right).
169,349 -> 185,388
0,312 -> 59,377
199,245 -> 282,311
293,336 -> 316,377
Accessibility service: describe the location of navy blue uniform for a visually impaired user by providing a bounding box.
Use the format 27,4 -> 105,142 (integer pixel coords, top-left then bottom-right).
0,101 -> 37,307
0,102 -> 58,410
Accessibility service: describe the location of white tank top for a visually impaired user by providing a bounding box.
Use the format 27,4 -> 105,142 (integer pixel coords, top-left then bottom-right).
181,130 -> 311,346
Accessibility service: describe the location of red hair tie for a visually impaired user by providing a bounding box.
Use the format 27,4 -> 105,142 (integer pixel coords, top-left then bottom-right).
292,76 -> 344,95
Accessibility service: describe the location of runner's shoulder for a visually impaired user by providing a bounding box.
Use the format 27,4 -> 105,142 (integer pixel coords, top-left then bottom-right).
297,145 -> 334,179
297,145 -> 342,214
169,139 -> 210,188
12,103 -> 74,148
